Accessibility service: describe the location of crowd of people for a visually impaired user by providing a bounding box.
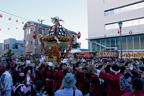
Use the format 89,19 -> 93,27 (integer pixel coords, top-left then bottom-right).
0,56 -> 144,96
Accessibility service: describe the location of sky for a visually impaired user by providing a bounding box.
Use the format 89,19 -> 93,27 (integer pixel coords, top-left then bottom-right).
0,0 -> 88,49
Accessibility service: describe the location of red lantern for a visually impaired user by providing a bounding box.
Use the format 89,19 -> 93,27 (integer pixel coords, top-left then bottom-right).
16,27 -> 18,30
8,18 -> 11,20
118,30 -> 120,34
88,40 -> 90,43
104,35 -> 106,38
33,32 -> 37,39
0,29 -> 1,31
79,43 -> 81,45
0,14 -> 3,18
77,32 -> 81,39
16,20 -> 18,22
129,30 -> 132,35
35,46 -> 37,48
8,28 -> 10,30
22,22 -> 24,24
68,44 -> 70,47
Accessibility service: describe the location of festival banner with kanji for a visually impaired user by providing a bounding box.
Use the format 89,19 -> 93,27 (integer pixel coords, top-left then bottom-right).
96,51 -> 118,58
119,52 -> 144,58
74,52 -> 95,59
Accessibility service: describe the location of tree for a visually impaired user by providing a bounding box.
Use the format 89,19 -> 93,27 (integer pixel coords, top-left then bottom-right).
7,49 -> 14,59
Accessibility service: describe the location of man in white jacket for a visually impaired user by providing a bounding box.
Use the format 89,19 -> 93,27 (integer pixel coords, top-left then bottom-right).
0,66 -> 13,96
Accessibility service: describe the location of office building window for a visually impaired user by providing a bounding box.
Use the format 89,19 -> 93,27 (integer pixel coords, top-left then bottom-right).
4,44 -> 9,50
134,36 -> 139,49
105,18 -> 144,30
122,37 -> 126,50
38,41 -> 41,46
140,35 -> 144,49
26,41 -> 32,47
26,28 -> 33,34
104,1 -> 144,16
116,38 -> 120,50
111,38 -> 115,47
127,37 -> 133,50
140,18 -> 144,24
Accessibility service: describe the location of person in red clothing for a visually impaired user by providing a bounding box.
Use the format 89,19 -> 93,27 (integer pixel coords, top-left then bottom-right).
122,78 -> 144,96
75,67 -> 90,96
54,63 -> 67,92
95,64 -> 127,96
40,64 -> 47,81
45,62 -> 54,96
90,74 -> 102,96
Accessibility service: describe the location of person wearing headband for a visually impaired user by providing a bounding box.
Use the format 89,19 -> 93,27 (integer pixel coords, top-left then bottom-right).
95,64 -> 127,96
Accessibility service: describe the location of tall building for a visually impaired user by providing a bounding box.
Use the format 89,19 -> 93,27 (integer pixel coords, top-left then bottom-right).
0,43 -> 4,55
88,0 -> 144,58
23,21 -> 77,57
4,38 -> 24,56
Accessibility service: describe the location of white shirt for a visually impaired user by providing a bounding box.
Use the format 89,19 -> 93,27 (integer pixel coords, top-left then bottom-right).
55,88 -> 83,96
0,71 -> 13,90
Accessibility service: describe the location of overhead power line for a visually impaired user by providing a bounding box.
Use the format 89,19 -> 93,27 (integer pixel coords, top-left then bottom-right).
0,9 -> 31,21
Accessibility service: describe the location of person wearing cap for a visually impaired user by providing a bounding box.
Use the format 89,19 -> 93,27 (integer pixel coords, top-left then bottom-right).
95,64 -> 127,96
45,62 -> 54,96
122,78 -> 144,96
55,73 -> 83,96
0,65 -> 13,96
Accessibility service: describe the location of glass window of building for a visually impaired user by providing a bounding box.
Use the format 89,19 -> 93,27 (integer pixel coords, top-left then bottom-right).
122,37 -> 126,50
111,38 -> 115,47
127,37 -> 133,50
92,43 -> 96,51
38,41 -> 41,46
104,11 -> 109,16
134,36 -> 140,49
131,4 -> 139,10
101,39 -> 106,51
124,5 -> 132,12
31,28 -> 33,34
140,35 -> 144,49
109,10 -> 114,15
106,39 -> 110,48
126,21 -> 133,27
26,41 -> 28,47
132,19 -> 139,26
122,22 -> 127,27
140,18 -> 144,25
120,7 -> 127,13
139,2 -> 144,8
114,8 -> 120,14
116,38 -> 120,50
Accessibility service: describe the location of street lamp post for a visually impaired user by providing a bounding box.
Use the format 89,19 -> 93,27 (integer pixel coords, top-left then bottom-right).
38,17 -> 45,57
118,21 -> 123,60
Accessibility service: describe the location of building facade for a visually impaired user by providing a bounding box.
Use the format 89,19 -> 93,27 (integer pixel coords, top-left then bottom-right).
23,21 -> 77,57
88,0 -> 144,57
0,43 -> 4,55
4,38 -> 24,56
